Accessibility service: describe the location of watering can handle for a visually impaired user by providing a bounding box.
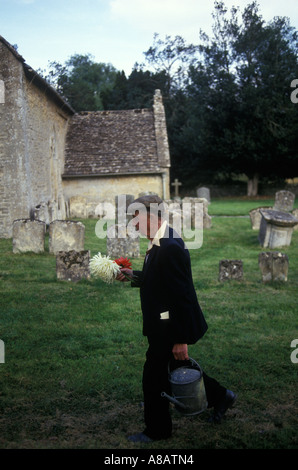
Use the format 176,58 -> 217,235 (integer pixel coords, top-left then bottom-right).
168,357 -> 203,375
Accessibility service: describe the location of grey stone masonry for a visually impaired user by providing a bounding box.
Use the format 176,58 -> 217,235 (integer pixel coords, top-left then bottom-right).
273,190 -> 295,212
258,252 -> 289,282
259,210 -> 298,248
56,250 -> 90,282
49,220 -> 85,255
219,260 -> 243,281
12,219 -> 46,253
106,224 -> 140,259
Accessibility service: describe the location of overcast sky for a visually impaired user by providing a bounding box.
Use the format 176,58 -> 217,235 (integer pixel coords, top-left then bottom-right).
1,0 -> 298,75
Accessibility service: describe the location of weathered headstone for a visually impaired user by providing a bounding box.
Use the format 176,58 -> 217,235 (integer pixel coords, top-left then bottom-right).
49,220 -> 85,255
258,252 -> 289,282
107,224 -> 140,259
12,219 -> 46,254
95,201 -> 115,220
196,187 -> 210,203
33,202 -> 50,226
273,190 -> 295,212
183,197 -> 212,229
219,260 -> 243,281
249,207 -> 272,230
164,200 -> 182,234
292,209 -> 298,231
56,250 -> 90,282
115,194 -> 135,225
69,196 -> 87,218
258,210 -> 298,248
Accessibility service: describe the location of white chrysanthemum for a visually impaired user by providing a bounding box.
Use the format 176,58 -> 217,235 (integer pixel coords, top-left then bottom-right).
89,252 -> 120,283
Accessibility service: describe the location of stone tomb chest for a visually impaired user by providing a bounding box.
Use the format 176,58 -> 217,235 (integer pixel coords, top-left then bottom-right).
258,210 -> 298,249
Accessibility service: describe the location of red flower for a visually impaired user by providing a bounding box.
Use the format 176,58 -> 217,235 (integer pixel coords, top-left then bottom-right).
114,257 -> 132,269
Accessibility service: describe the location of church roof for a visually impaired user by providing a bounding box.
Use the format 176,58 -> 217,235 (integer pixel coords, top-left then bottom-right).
63,108 -> 165,177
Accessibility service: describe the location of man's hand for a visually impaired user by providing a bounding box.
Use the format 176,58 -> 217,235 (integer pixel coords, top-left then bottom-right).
116,268 -> 133,282
172,343 -> 189,361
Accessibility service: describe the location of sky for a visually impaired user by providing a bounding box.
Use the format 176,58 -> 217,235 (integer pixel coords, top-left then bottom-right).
1,0 -> 298,76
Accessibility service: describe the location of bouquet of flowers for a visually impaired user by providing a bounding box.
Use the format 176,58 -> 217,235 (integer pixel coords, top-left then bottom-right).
89,252 -> 132,284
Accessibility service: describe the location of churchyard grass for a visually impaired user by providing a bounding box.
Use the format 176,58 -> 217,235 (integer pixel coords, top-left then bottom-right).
0,199 -> 297,449
209,197 -> 298,216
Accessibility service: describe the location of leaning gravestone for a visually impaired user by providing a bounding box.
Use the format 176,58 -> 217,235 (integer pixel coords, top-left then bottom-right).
219,260 -> 243,281
12,219 -> 46,254
273,190 -> 295,212
258,252 -> 289,282
49,220 -> 85,255
258,210 -> 298,248
107,224 -> 140,259
249,207 -> 272,230
56,250 -> 90,282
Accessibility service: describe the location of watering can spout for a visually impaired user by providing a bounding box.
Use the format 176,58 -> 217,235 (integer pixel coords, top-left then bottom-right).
161,392 -> 187,409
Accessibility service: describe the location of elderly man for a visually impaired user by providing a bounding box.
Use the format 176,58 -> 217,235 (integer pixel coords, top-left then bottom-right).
117,195 -> 236,443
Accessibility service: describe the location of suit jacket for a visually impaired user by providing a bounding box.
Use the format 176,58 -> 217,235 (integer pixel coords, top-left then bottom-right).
132,226 -> 208,344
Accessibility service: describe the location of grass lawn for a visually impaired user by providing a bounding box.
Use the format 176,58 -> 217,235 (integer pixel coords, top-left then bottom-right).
0,200 -> 298,449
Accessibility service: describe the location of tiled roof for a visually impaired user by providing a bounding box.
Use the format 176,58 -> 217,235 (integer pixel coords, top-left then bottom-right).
63,108 -> 163,177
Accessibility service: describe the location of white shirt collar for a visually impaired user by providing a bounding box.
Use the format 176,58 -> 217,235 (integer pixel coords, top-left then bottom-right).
147,220 -> 168,250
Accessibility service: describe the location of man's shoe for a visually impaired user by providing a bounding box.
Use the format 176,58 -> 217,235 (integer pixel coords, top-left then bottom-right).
127,432 -> 153,443
209,390 -> 237,424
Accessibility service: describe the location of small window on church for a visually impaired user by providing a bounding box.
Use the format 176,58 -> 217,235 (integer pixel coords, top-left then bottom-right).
0,80 -> 4,104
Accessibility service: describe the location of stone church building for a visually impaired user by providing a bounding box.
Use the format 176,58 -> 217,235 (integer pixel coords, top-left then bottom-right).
0,35 -> 171,238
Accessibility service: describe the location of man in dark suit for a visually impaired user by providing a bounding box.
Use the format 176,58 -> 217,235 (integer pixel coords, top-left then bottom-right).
117,195 -> 237,443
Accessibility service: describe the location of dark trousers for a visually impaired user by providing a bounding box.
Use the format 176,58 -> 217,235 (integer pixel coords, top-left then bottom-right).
143,328 -> 226,440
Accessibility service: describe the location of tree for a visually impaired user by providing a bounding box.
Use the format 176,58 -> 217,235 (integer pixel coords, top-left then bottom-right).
102,68 -> 168,110
41,54 -> 118,111
142,33 -> 199,96
182,1 -> 298,195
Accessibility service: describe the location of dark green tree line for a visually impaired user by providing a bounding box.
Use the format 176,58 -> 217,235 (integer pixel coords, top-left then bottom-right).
40,1 -> 298,195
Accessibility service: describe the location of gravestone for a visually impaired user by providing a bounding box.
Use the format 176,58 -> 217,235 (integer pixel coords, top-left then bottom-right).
69,196 -> 87,218
196,187 -> 210,203
95,201 -> 115,220
171,179 -> 182,198
258,210 -> 298,248
115,194 -> 135,225
292,209 -> 298,231
249,207 -> 272,230
273,190 -> 295,212
107,224 -> 140,259
12,219 -> 46,254
183,197 -> 212,229
219,260 -> 243,281
49,220 -> 85,255
258,252 -> 289,282
56,250 -> 90,282
33,202 -> 50,226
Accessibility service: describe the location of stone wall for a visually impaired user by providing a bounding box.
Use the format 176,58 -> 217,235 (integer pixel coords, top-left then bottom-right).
0,40 -> 71,237
63,174 -> 166,215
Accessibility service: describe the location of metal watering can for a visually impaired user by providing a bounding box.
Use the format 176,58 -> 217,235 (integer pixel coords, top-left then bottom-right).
161,357 -> 208,416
